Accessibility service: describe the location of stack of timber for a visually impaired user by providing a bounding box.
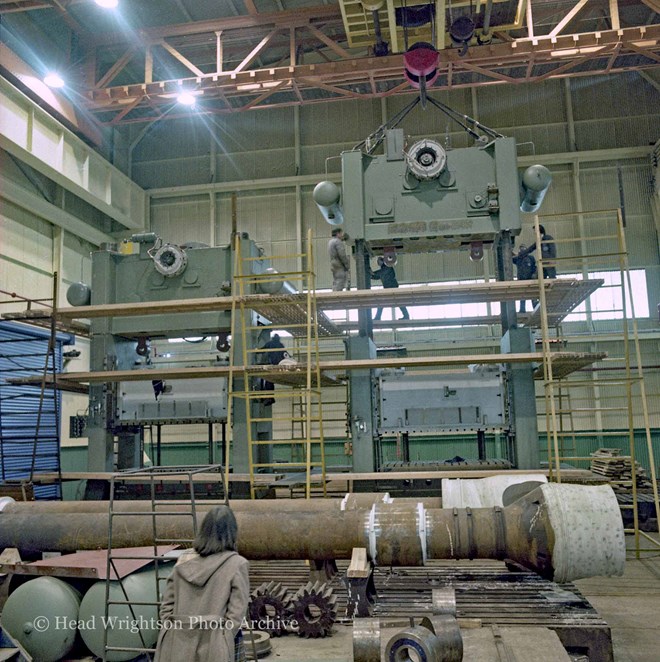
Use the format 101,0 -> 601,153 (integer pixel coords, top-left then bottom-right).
590,448 -> 650,489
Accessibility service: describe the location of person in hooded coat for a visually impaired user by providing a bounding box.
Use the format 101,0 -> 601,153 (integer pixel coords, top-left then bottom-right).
155,506 -> 250,662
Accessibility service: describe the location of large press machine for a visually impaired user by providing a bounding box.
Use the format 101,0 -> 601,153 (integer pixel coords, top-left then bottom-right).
314,105 -> 552,473
66,99 -> 552,480
68,233 -> 277,477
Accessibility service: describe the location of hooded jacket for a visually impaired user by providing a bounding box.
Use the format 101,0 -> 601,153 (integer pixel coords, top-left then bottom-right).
154,550 -> 250,662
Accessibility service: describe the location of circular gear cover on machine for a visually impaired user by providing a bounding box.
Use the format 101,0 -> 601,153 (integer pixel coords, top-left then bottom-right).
152,243 -> 188,277
405,139 -> 447,181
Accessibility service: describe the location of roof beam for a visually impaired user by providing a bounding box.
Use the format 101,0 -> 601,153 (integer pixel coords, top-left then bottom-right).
79,24 -> 660,124
234,28 -> 280,73
243,0 -> 258,15
89,5 -> 341,47
638,0 -> 660,12
157,39 -> 206,77
94,46 -> 137,89
306,24 -> 351,59
550,0 -> 591,38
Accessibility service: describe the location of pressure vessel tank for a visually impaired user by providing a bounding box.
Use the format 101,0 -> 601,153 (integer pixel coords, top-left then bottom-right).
256,267 -> 297,295
1,576 -> 81,662
78,566 -> 171,661
66,281 -> 91,306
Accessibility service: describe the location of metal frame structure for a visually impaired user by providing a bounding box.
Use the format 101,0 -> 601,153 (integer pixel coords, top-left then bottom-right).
83,24 -> 660,125
536,208 -> 660,558
1,1 -> 657,125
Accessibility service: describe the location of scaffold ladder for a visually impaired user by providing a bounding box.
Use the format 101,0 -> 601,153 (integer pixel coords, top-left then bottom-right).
537,209 -> 660,558
226,229 -> 327,499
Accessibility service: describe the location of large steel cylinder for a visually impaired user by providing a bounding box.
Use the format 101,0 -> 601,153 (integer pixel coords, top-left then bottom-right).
0,494 -> 441,515
255,267 -> 297,295
385,626 -> 444,662
0,484 -> 625,582
1,576 -> 81,662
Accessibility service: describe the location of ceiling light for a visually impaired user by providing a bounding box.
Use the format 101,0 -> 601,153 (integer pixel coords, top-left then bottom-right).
177,92 -> 197,106
95,0 -> 119,8
43,72 -> 64,88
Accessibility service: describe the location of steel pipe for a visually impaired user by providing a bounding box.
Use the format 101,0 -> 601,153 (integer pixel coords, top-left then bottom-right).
0,484 -> 624,582
0,493 -> 441,514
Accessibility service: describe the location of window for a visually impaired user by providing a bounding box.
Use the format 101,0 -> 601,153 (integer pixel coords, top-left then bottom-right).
322,270 -> 649,324
560,270 -> 649,321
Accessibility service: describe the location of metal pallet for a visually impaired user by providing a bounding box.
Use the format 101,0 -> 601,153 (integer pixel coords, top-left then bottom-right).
247,559 -> 614,661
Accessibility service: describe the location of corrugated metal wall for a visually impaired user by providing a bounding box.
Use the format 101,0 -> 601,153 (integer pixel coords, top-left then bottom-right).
0,321 -> 69,498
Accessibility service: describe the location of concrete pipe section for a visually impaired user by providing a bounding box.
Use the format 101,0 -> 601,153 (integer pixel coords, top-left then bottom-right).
0,484 -> 625,582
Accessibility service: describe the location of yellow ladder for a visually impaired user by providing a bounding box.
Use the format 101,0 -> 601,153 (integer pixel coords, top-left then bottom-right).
226,229 -> 327,499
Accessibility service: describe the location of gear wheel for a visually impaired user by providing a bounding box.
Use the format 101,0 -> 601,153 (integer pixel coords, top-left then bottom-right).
248,582 -> 291,637
290,581 -> 337,638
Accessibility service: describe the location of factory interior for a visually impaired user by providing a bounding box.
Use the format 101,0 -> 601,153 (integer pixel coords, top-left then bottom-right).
0,0 -> 659,661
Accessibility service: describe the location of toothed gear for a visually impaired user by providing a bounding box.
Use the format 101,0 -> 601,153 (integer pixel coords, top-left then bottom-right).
248,582 -> 291,637
290,581 -> 337,638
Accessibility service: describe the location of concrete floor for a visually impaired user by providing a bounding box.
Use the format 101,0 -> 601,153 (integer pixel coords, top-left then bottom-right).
266,536 -> 660,662
575,539 -> 660,662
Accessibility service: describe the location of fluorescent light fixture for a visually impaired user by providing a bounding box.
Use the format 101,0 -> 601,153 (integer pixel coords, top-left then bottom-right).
237,83 -> 262,92
43,72 -> 64,88
177,92 -> 197,106
95,0 -> 119,8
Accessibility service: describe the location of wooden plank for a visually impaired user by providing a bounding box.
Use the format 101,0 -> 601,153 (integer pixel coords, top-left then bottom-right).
9,352 -> 607,386
25,469 -> 598,484
22,471 -> 279,484
323,469 -> 593,481
347,547 -> 370,578
46,279 -> 597,320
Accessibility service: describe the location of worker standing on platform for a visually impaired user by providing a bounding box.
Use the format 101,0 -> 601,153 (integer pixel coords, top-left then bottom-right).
513,244 -> 538,313
328,228 -> 350,291
371,257 -> 410,321
523,225 -> 557,279
258,332 -> 286,407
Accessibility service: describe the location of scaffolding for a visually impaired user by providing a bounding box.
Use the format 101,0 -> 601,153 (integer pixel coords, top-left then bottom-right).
536,208 -> 660,557
0,277 -> 68,500
226,229 -> 328,499
4,247 -> 610,493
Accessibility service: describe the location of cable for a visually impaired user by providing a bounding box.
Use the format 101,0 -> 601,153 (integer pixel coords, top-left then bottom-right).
353,96 -> 421,154
426,95 -> 504,140
354,91 -> 502,157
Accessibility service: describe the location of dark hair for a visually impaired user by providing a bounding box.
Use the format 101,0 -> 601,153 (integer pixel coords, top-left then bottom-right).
539,225 -> 546,235
377,256 -> 384,266
193,506 -> 238,556
331,228 -> 343,237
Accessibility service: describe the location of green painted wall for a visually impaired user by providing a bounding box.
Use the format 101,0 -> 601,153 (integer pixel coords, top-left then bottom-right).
60,427 -> 659,499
